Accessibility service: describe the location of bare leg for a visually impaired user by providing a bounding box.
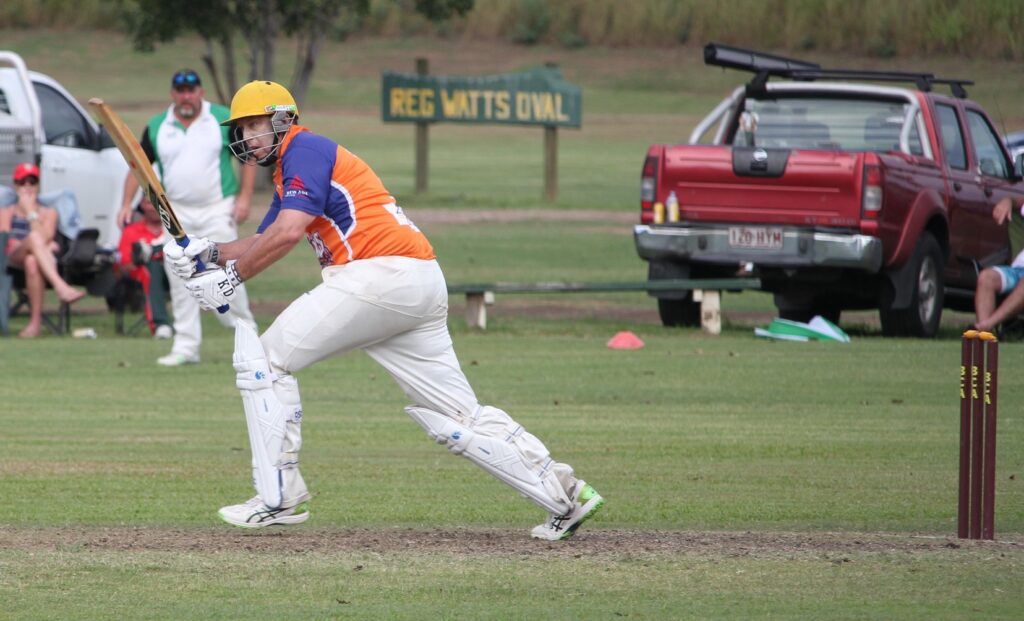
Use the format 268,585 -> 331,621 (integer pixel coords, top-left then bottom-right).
974,268 -> 1002,329
19,255 -> 43,338
10,232 -> 85,304
977,280 -> 1024,332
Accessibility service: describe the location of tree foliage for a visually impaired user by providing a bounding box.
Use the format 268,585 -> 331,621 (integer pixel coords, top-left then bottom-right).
118,0 -> 472,107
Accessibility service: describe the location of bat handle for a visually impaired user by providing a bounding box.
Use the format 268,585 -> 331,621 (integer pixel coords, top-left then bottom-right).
178,236 -> 230,314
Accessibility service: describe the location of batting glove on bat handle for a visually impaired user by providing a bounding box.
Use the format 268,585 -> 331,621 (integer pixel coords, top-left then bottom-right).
178,236 -> 229,313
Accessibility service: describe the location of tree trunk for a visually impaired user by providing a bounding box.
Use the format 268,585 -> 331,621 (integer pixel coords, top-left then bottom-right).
289,3 -> 340,109
246,37 -> 260,82
201,38 -> 229,106
261,0 -> 277,80
290,33 -> 316,109
243,0 -> 280,193
219,33 -> 238,98
245,0 -> 277,82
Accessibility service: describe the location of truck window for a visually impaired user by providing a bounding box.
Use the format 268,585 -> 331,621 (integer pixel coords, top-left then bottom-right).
733,96 -> 922,153
966,110 -> 1010,179
33,82 -> 93,149
935,104 -> 967,170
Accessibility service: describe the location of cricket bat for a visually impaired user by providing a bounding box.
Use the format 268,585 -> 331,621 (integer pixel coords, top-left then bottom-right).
88,98 -> 228,313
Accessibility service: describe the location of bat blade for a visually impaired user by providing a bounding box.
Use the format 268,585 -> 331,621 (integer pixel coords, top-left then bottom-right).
87,98 -> 188,242
89,98 -> 229,313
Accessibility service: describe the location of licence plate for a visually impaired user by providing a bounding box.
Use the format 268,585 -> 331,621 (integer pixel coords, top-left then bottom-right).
728,226 -> 784,250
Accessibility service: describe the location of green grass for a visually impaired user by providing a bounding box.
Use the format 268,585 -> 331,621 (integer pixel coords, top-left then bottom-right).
1,315 -> 1023,619
1,549 -> 1021,620
2,31 -> 1024,620
4,321 -> 1022,532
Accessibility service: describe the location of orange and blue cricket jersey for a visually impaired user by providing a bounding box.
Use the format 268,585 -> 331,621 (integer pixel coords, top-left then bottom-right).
258,125 -> 434,266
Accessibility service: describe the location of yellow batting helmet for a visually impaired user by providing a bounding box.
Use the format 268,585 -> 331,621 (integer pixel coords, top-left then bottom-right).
222,80 -> 298,125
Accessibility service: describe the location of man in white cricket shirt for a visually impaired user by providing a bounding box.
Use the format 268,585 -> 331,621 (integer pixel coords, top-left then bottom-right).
118,69 -> 257,366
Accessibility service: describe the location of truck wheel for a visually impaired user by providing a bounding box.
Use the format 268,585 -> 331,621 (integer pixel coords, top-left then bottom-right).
658,296 -> 701,327
880,232 -> 944,337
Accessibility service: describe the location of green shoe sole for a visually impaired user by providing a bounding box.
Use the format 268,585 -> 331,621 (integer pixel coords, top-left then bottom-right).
559,496 -> 605,540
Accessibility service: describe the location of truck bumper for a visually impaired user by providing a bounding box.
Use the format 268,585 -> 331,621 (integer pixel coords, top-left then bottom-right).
634,224 -> 883,272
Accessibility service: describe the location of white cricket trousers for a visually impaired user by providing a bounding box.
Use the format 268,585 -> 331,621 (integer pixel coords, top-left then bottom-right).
260,256 -> 575,493
164,196 -> 256,360
262,256 -> 477,416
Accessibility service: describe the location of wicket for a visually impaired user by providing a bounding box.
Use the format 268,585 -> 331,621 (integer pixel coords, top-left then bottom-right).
958,330 -> 998,540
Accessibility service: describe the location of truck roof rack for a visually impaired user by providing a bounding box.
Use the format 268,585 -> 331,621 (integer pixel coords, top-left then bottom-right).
704,42 -> 973,99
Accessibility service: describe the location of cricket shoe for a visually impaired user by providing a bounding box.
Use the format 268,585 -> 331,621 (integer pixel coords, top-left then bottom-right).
157,352 -> 198,367
530,480 -> 604,541
218,493 -> 311,529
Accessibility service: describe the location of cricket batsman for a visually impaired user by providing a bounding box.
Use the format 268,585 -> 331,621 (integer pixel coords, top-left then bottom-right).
163,80 -> 604,540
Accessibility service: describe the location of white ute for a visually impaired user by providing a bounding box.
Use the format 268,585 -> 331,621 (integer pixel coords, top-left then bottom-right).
0,50 -> 127,250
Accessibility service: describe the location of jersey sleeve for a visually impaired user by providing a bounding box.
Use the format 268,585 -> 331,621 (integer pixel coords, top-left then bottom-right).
139,125 -> 156,163
256,192 -> 282,234
279,143 -> 334,217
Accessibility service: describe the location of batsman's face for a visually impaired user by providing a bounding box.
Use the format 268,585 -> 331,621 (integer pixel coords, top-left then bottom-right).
171,85 -> 204,120
238,116 -> 276,160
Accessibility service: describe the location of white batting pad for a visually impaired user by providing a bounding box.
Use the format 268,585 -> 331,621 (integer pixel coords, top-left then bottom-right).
405,405 -> 572,515
234,321 -> 290,509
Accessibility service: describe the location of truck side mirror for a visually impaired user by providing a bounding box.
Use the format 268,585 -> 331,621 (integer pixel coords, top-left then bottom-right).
1015,153 -> 1024,180
95,125 -> 118,151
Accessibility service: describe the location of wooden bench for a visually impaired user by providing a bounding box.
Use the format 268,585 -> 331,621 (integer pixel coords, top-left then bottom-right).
447,278 -> 761,333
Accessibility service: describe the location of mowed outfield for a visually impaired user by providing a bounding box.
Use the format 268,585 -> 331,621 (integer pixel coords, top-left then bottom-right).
1,30 -> 1023,620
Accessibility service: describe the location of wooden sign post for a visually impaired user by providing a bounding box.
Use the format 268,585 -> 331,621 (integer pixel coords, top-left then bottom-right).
415,57 -> 429,194
544,125 -> 557,201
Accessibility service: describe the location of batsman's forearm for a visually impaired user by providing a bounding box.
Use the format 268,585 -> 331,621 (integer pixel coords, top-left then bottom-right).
227,208 -> 313,281
215,236 -> 260,264
232,228 -> 304,282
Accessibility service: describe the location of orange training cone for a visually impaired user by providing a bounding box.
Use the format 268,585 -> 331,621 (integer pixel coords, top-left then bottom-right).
607,331 -> 644,350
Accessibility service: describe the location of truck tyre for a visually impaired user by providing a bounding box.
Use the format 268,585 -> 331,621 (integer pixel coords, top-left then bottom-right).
880,232 -> 944,337
658,296 -> 701,327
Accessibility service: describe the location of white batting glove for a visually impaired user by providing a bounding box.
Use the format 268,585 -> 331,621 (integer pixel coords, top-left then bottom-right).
162,237 -> 219,281
184,262 -> 242,311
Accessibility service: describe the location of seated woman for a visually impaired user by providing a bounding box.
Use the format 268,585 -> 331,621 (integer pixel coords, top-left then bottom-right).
0,163 -> 86,338
976,196 -> 1024,333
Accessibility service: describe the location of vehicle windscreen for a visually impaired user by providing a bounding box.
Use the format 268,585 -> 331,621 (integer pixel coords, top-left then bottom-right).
733,95 -> 924,154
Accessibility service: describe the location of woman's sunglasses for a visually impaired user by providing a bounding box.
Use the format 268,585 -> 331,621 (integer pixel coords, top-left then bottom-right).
14,177 -> 39,186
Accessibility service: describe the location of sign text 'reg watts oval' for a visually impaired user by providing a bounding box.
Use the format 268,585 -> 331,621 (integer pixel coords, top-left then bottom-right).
381,67 -> 581,128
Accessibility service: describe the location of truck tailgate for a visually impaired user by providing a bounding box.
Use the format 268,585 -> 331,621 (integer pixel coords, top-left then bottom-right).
664,146 -> 862,227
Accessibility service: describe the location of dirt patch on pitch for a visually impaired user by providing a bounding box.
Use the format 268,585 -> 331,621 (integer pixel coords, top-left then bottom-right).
1,527 -> 1018,558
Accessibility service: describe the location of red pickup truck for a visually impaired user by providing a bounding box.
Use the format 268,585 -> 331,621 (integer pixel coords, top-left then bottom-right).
635,44 -> 1024,336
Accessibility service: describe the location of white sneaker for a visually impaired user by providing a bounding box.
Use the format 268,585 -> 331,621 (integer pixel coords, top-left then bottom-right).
530,480 -> 604,541
157,352 -> 198,366
218,493 -> 311,529
153,325 -> 173,340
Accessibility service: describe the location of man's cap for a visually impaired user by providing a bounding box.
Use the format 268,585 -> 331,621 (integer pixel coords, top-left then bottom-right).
171,69 -> 201,89
13,162 -> 40,182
